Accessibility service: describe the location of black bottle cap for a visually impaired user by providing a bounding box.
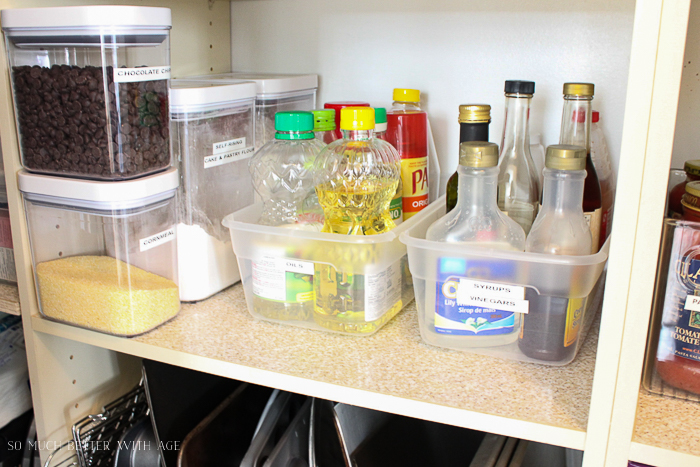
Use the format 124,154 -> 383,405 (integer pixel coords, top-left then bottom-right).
505,80 -> 535,95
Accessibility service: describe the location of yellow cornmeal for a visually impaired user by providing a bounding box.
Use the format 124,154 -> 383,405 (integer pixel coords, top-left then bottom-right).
36,256 -> 180,336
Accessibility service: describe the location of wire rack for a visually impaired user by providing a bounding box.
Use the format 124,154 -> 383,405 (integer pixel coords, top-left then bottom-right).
44,384 -> 149,467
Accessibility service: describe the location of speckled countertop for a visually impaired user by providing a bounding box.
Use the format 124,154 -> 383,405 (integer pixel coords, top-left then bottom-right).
132,283 -> 598,433
634,389 -> 700,456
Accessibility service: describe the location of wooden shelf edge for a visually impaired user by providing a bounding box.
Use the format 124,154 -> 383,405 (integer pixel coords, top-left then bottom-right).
629,442 -> 700,467
30,314 -> 587,450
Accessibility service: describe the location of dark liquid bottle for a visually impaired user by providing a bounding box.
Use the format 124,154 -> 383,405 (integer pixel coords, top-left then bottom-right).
445,105 -> 491,212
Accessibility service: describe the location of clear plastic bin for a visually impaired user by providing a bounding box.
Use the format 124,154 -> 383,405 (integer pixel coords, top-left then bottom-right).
170,79 -> 256,301
19,168 -> 180,337
400,197 -> 609,365
2,6 -> 172,180
188,73 -> 317,149
222,203 -> 416,336
643,219 -> 700,401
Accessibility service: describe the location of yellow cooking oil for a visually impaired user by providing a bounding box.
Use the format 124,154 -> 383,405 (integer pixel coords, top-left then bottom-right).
313,178 -> 403,334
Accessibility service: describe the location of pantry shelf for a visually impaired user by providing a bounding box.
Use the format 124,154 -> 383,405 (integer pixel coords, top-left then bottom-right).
628,389 -> 700,467
30,283 -> 600,451
0,282 -> 20,315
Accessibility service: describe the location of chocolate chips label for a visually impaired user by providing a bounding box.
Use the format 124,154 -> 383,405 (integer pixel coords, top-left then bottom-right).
203,146 -> 254,169
139,227 -> 176,252
113,66 -> 171,83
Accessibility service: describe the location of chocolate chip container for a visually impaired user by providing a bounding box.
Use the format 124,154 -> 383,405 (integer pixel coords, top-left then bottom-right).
2,6 -> 172,180
19,168 -> 180,337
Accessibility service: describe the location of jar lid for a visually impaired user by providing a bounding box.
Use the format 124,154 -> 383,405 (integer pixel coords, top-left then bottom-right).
459,142 -> 499,168
393,88 -> 420,103
189,73 -> 318,97
563,83 -> 595,97
683,182 -> 700,212
1,6 -> 171,30
311,109 -> 335,132
170,80 -> 256,112
684,159 -> 700,177
18,167 -> 179,206
275,112 -> 315,139
340,107 -> 375,131
545,144 -> 586,171
459,104 -> 491,123
505,80 -> 535,95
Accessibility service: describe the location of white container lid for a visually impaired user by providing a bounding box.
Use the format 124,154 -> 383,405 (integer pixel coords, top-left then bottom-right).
194,73 -> 318,97
170,79 -> 257,112
19,167 -> 179,208
1,6 -> 172,30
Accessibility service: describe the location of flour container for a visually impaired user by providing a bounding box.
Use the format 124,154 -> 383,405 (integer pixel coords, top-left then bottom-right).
190,73 -> 318,148
400,196 -> 609,365
170,79 -> 256,301
2,6 -> 172,180
222,203 -> 418,336
19,168 -> 180,336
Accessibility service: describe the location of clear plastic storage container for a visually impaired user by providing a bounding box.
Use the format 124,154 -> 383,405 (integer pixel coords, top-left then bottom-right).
190,73 -> 317,149
400,197 -> 609,365
19,168 -> 180,337
170,79 -> 256,301
2,6 -> 172,180
222,203 -> 417,336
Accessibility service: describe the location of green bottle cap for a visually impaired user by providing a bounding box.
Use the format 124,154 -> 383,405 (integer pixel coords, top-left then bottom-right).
311,109 -> 335,132
374,107 -> 387,124
275,111 -> 315,140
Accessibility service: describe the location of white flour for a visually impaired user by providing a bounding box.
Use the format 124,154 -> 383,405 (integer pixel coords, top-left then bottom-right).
177,223 -> 240,301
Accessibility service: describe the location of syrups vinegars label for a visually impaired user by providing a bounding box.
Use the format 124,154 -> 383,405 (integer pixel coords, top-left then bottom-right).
113,66 -> 171,83
204,137 -> 254,169
584,207 -> 602,254
435,257 -> 528,335
252,256 -> 314,304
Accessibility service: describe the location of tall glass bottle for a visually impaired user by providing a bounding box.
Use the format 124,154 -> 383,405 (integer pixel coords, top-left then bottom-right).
559,83 -> 602,254
426,142 -> 526,348
387,88 -> 429,219
445,104 -> 491,213
497,81 -> 540,234
313,107 -> 403,334
519,145 -> 592,362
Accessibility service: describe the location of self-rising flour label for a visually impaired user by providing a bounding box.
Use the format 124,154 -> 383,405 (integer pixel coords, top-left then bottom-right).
435,257 -> 526,335
139,227 -> 176,252
113,66 -> 171,83
252,256 -> 314,303
204,141 -> 254,169
213,138 -> 246,154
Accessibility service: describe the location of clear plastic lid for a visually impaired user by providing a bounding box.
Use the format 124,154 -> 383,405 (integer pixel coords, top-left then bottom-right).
190,73 -> 318,99
170,79 -> 257,113
19,167 -> 178,210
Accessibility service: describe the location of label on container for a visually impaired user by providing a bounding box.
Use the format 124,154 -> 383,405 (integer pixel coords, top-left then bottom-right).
203,146 -> 255,169
213,138 -> 246,154
389,194 -> 403,225
139,227 -> 176,252
563,298 -> 586,347
252,256 -> 314,303
401,157 -> 429,219
364,258 -> 403,321
584,207 -> 602,254
435,257 -> 524,335
113,66 -> 171,83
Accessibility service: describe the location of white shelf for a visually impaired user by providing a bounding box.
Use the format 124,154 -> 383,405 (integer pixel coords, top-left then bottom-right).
30,284 -> 600,450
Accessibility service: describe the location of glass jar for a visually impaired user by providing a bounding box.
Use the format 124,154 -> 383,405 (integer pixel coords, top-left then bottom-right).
2,6 -> 172,180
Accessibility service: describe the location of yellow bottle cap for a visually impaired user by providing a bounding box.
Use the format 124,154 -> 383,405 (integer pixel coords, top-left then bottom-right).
563,83 -> 595,97
459,142 -> 499,168
340,107 -> 375,131
393,88 -> 420,103
545,144 -> 586,171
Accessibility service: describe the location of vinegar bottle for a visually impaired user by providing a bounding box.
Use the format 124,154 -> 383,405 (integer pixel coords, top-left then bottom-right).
519,145 -> 592,362
386,88 -> 429,219
445,104 -> 491,213
497,80 -> 540,234
559,83 -> 602,254
426,142 -> 526,348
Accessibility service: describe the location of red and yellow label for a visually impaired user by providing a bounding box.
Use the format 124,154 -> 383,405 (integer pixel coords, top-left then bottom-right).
401,157 -> 428,219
